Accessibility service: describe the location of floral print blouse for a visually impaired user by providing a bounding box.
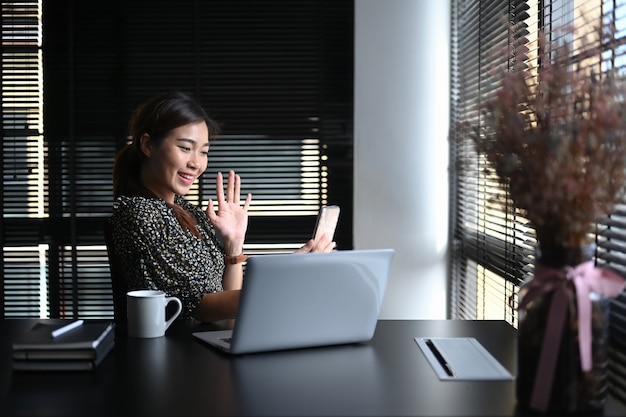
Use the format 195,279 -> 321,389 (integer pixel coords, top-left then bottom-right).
109,195 -> 226,318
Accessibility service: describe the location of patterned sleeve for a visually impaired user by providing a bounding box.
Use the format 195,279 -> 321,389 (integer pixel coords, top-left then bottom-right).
110,196 -> 226,318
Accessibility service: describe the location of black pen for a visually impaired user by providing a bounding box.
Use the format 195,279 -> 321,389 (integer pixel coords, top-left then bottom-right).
425,338 -> 455,377
51,319 -> 84,338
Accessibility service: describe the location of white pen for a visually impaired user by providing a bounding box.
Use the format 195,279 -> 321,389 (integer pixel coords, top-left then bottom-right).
51,319 -> 84,338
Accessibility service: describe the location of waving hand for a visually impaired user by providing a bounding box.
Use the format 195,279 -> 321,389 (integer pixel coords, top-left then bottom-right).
206,170 -> 252,256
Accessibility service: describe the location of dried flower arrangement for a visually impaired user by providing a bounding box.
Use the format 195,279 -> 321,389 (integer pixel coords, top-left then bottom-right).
458,25 -> 626,248
457,23 -> 626,414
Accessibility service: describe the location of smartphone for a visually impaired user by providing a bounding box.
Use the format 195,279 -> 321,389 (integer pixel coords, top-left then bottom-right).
312,205 -> 340,242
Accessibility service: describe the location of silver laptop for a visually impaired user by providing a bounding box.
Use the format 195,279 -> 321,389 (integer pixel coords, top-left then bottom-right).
193,248 -> 395,355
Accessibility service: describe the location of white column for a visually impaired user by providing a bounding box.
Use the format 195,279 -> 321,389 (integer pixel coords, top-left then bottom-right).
354,0 -> 450,319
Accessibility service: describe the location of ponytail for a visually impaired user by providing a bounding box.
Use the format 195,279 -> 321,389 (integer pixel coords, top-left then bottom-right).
112,143 -> 142,200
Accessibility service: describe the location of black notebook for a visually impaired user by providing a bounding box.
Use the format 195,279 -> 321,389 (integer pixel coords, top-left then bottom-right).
12,340 -> 115,371
12,320 -> 115,371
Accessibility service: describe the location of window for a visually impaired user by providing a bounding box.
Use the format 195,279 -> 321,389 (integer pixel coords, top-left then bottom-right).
450,0 -> 626,404
2,0 -> 45,317
1,0 -> 354,318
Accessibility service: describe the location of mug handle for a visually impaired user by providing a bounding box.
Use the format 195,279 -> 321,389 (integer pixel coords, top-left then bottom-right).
164,297 -> 183,331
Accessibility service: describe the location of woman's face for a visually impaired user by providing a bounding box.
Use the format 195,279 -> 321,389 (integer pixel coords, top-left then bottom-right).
139,121 -> 209,203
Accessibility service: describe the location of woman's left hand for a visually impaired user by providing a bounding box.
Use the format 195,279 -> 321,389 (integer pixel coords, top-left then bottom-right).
206,170 -> 252,255
295,233 -> 336,253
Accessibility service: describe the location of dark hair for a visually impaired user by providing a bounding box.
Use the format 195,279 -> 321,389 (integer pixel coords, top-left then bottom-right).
113,92 -> 220,199
113,92 -> 221,236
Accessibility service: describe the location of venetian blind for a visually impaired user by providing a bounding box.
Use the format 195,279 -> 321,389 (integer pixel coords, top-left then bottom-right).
1,0 -> 46,317
450,0 -> 626,405
596,0 -> 626,403
450,0 -> 530,324
1,0 -> 354,318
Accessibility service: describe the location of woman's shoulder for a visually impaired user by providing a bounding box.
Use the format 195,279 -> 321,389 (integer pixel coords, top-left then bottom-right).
174,195 -> 201,211
112,196 -> 172,227
114,195 -> 167,214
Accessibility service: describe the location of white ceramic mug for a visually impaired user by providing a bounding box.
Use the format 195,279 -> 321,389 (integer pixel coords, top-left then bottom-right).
127,290 -> 183,338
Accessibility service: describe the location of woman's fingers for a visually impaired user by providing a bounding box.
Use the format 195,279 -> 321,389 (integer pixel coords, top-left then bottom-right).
216,170 -> 245,205
243,192 -> 252,210
215,171 -> 225,203
223,170 -> 242,204
294,234 -> 336,254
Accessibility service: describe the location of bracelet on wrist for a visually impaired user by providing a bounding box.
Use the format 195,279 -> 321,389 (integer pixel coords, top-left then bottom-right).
224,253 -> 248,264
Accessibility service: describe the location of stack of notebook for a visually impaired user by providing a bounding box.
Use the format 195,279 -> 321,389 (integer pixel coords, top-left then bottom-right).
12,320 -> 115,371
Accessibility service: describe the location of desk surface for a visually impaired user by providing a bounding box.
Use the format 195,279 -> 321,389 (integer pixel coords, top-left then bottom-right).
1,318 -> 625,416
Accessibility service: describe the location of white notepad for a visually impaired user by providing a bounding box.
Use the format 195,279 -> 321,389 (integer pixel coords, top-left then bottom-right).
415,337 -> 514,380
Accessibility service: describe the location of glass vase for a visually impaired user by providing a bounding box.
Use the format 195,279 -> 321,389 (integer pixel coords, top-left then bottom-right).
516,244 -> 610,414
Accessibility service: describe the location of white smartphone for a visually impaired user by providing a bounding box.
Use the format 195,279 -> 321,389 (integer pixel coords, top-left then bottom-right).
312,205 -> 340,242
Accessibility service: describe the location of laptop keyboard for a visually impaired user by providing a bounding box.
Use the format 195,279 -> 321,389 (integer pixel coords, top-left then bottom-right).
220,337 -> 232,345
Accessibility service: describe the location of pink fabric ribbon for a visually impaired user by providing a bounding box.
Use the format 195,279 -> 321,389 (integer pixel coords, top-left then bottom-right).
518,261 -> 626,413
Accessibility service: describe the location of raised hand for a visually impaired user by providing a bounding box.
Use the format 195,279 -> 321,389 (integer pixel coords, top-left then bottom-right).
206,170 -> 252,256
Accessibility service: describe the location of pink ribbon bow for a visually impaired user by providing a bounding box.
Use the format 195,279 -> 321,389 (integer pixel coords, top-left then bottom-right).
518,260 -> 626,413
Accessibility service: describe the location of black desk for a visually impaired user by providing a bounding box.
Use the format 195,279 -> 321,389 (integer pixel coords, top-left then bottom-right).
1,319 -> 625,416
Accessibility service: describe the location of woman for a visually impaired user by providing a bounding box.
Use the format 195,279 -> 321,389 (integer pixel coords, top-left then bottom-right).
110,92 -> 334,323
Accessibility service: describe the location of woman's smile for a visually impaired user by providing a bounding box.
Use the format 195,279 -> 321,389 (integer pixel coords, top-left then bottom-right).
140,121 -> 209,203
178,171 -> 196,186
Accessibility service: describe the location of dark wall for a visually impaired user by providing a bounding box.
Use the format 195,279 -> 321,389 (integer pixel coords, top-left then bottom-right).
41,0 -> 354,247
